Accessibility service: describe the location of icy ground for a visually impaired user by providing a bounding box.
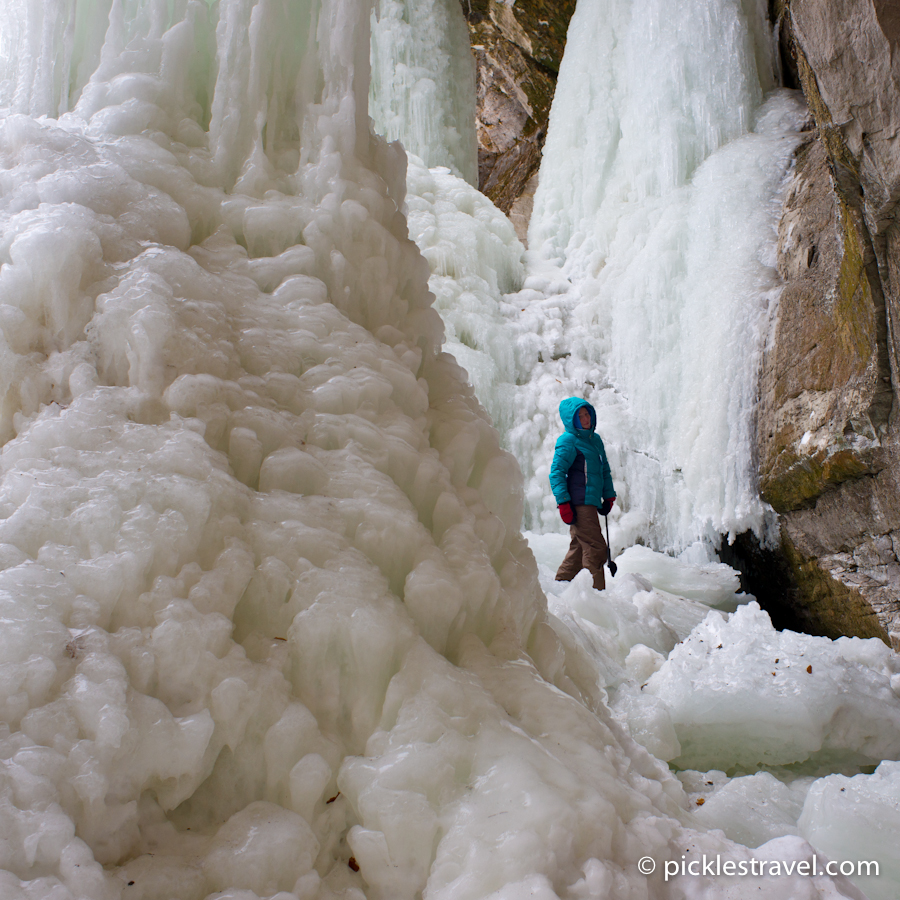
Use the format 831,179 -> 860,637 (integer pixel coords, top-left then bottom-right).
0,0 -> 895,899
532,534 -> 900,900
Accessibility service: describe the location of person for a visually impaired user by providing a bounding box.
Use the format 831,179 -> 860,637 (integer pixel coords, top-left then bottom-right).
549,397 -> 616,590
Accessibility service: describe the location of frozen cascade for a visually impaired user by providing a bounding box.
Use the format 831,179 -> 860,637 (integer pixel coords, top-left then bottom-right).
521,0 -> 801,551
369,0 -> 478,185
368,0 -> 900,899
374,0 -> 805,553
0,2 -> 893,900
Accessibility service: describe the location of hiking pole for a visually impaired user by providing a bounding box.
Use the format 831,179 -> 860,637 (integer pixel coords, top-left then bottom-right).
604,515 -> 617,576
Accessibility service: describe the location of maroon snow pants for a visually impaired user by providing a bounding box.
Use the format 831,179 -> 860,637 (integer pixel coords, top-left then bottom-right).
555,504 -> 608,590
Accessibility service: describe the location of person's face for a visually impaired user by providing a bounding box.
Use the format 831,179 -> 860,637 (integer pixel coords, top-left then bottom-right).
578,407 -> 591,429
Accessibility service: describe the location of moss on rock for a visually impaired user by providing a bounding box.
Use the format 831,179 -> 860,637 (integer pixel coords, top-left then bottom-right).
761,446 -> 875,513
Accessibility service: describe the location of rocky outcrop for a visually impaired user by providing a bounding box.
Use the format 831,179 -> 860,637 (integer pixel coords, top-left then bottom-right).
756,0 -> 900,645
458,0 -> 576,232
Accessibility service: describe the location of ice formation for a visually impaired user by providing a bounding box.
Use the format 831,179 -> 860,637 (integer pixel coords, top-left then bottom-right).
614,602 -> 900,771
369,0 -> 478,184
799,762 -> 900,900
0,1 -> 894,900
394,0 -> 806,551
521,0 -> 791,551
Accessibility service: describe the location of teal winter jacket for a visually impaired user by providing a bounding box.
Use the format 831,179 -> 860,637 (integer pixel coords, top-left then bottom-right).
549,398 -> 615,507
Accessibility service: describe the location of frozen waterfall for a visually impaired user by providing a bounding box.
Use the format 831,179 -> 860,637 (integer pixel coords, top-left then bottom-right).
381,0 -> 805,553
0,1 -> 895,900
371,1 -> 900,899
522,0 -> 798,553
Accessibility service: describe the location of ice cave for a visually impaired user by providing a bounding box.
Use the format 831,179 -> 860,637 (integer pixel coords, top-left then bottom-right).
0,0 -> 898,898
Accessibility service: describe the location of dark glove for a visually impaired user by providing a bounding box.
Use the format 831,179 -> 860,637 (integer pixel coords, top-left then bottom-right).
558,502 -> 575,524
599,497 -> 616,516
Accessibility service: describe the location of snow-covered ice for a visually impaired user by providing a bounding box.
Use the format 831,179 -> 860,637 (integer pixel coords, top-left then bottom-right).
616,602 -> 900,771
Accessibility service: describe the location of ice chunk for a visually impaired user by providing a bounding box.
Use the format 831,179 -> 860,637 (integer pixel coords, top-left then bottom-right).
632,603 -> 900,769
799,761 -> 900,900
612,545 -> 745,609
679,770 -> 808,848
204,801 -> 319,895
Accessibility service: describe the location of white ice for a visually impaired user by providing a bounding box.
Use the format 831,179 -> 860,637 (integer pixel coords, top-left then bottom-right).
0,0 -> 893,899
799,762 -> 900,900
616,602 -> 900,770
396,0 -> 807,551
374,0 -> 900,895
369,0 -> 478,185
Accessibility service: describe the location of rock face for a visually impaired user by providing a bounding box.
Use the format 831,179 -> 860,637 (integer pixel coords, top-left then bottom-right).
756,0 -> 900,645
458,0 -> 577,233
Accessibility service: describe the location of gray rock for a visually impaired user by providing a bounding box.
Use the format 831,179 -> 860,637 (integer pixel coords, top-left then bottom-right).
459,0 -> 577,215
755,0 -> 900,642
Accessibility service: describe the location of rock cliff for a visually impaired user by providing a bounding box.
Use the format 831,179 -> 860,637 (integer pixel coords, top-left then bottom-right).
458,0 -> 577,240
754,0 -> 900,645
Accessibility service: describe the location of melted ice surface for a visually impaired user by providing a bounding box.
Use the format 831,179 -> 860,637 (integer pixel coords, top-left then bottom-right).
0,1 -> 894,900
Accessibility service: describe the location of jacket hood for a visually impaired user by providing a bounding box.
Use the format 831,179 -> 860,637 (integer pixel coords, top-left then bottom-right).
559,397 -> 596,434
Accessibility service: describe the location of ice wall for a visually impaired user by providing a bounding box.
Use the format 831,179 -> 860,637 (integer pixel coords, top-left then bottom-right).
0,0 -> 540,896
518,0 -> 802,550
369,0 -> 478,184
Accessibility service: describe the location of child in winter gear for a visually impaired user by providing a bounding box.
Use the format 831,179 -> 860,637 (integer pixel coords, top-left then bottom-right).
549,398 -> 616,590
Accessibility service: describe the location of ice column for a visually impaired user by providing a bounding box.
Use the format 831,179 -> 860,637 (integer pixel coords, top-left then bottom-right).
524,0 -> 803,550
369,0 -> 478,184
